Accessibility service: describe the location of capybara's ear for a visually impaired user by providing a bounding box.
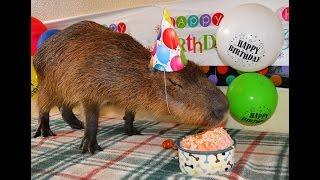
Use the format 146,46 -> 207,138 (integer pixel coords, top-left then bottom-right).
149,66 -> 157,73
148,59 -> 157,73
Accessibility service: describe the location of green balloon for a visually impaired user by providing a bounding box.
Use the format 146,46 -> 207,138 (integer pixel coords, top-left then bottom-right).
226,73 -> 278,126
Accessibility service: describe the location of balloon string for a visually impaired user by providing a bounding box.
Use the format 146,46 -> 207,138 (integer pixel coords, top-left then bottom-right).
163,71 -> 172,115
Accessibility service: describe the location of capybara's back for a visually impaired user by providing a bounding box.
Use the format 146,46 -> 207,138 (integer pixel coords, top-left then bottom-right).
34,20 -> 151,111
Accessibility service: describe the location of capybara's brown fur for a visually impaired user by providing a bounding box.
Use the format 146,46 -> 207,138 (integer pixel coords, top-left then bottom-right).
33,20 -> 229,154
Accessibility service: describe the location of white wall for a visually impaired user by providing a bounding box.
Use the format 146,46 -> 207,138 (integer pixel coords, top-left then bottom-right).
31,0 -> 178,21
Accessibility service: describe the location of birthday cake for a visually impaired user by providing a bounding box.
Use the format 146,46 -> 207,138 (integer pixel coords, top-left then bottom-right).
181,127 -> 233,151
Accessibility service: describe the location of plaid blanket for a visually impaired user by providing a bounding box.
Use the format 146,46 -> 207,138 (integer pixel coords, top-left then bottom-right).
31,114 -> 289,180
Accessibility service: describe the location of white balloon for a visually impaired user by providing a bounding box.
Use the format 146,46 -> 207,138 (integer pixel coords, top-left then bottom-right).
216,3 -> 284,72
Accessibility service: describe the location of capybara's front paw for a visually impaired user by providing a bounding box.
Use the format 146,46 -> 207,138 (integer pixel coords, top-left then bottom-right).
79,136 -> 103,154
125,126 -> 142,136
69,121 -> 84,130
33,126 -> 56,138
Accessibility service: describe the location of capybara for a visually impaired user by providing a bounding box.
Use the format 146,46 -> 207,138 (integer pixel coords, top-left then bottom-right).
33,20 -> 229,154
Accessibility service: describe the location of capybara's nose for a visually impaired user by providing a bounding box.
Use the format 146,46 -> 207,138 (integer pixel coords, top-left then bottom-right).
213,102 -> 229,120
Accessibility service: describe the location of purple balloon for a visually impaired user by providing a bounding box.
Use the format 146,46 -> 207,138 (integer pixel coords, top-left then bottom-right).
200,14 -> 211,27
281,66 -> 289,75
208,74 -> 218,84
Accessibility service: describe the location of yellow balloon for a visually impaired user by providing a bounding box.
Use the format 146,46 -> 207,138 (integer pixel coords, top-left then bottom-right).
31,56 -> 38,98
163,8 -> 173,26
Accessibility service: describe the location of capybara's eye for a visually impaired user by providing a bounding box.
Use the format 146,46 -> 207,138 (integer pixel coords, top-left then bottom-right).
168,78 -> 182,88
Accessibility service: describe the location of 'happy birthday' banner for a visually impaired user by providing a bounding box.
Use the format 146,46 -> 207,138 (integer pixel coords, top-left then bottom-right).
44,0 -> 288,66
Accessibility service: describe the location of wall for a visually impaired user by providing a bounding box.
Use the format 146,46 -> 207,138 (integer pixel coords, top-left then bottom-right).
31,0 -> 177,21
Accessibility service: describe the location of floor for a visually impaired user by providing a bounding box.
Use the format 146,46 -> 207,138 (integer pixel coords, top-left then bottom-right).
31,115 -> 289,180
31,87 -> 289,179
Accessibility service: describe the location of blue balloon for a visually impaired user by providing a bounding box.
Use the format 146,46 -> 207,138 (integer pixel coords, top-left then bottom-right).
37,29 -> 60,49
156,44 -> 170,64
154,64 -> 166,71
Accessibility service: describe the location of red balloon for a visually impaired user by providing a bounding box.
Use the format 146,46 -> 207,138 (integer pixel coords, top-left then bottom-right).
217,66 -> 229,74
163,28 -> 179,49
31,17 -> 47,55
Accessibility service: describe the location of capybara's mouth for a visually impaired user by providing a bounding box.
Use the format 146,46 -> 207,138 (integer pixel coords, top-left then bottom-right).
196,110 -> 229,128
214,110 -> 229,127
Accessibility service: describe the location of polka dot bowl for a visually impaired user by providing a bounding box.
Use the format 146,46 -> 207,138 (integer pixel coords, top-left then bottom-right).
176,138 -> 236,176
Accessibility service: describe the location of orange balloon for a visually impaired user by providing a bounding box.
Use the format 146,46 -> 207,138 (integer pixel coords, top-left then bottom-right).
200,66 -> 210,73
258,67 -> 269,75
270,75 -> 282,86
